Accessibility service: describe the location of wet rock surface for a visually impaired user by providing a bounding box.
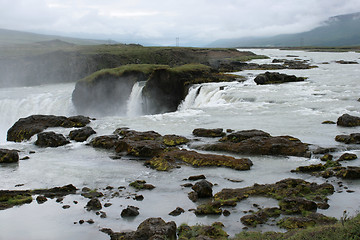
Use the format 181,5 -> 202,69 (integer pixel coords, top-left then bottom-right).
192,128 -> 225,138
69,126 -> 96,142
254,72 -> 305,85
35,131 -> 70,147
7,115 -> 91,142
0,149 -> 19,163
337,113 -> 360,127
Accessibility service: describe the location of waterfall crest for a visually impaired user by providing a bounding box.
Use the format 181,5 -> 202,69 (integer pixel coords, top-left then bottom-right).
126,81 -> 146,117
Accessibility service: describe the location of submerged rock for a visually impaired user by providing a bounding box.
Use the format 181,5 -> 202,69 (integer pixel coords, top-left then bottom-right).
337,114 -> 360,127
254,72 -> 305,85
35,132 -> 70,147
0,149 -> 19,163
7,115 -> 91,142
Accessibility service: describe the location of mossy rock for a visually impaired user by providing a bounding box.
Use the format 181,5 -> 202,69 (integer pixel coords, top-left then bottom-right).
129,180 -> 155,190
0,191 -> 32,210
278,213 -> 337,230
162,134 -> 189,146
0,149 -> 19,163
337,153 -> 357,161
177,222 -> 228,240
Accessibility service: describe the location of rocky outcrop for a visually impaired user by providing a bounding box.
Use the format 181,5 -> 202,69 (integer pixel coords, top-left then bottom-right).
146,149 -> 253,171
335,133 -> 360,144
337,114 -> 360,127
0,149 -> 19,163
35,132 -> 70,147
107,217 -> 176,240
203,130 -> 309,157
254,72 -> 305,85
7,115 -> 91,142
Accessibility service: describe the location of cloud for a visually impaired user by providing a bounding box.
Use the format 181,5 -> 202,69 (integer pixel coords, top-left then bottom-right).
0,0 -> 359,45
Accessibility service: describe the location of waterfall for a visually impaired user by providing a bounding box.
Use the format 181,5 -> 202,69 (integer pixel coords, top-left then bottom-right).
126,81 -> 146,117
0,83 -> 76,144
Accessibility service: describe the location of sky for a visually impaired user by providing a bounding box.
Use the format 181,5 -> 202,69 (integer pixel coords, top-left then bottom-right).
1,0 -> 360,46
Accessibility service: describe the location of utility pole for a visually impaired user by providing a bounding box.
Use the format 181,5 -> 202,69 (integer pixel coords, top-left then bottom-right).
176,37 -> 179,47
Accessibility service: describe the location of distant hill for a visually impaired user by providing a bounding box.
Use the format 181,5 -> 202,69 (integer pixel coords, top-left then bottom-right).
0,28 -> 116,46
209,12 -> 360,47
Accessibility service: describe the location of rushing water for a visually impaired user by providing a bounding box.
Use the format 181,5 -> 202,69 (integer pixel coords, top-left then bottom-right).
0,49 -> 360,239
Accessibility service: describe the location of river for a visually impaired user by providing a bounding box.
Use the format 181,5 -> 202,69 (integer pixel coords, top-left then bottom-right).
0,49 -> 360,239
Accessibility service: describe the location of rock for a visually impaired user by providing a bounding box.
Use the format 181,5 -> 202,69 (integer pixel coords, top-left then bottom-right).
69,126 -> 96,142
86,198 -> 102,211
35,132 -> 70,147
62,205 -> 70,209
7,115 -> 90,142
322,120 -> 336,124
254,72 -> 305,85
169,207 -> 185,216
219,129 -> 271,142
188,175 -> 206,181
192,180 -> 213,198
146,149 -> 252,171
36,195 -> 47,204
204,132 -> 309,157
121,205 -> 139,217
335,60 -> 358,64
115,139 -> 164,157
0,190 -> 32,210
320,154 -> 333,161
81,190 -> 104,199
279,197 -> 317,214
335,133 -> 360,144
223,210 -> 231,216
104,203 -> 112,208
241,208 -> 281,227
89,135 -> 119,149
192,128 -> 225,138
188,191 -> 198,202
32,184 -> 77,198
162,134 -> 189,146
178,222 -> 228,240
114,128 -> 161,141
129,180 -> 155,190
336,166 -> 360,179
277,213 -> 337,230
0,149 -> 19,163
337,114 -> 360,127
337,153 -> 357,161
195,202 -> 222,215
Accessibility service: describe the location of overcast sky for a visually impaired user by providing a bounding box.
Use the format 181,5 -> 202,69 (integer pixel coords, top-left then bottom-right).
1,0 -> 360,46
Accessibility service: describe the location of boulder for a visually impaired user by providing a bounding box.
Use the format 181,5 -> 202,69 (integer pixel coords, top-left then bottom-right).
337,114 -> 360,127
132,218 -> 176,240
220,129 -> 271,142
337,153 -> 357,161
279,197 -> 317,214
335,133 -> 360,144
0,149 -> 19,163
204,132 -> 309,157
169,207 -> 185,216
336,166 -> 360,179
7,115 -> 90,142
254,72 -> 305,85
86,199 -> 102,211
192,180 -> 213,198
35,132 -> 70,147
69,126 -> 96,142
89,135 -> 119,149
121,206 -> 140,217
192,128 -> 225,138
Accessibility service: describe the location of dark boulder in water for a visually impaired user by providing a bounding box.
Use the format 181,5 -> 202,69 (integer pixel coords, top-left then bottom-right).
192,180 -> 213,198
35,132 -> 70,148
0,149 -> 19,163
337,114 -> 360,127
254,71 -> 305,85
69,126 -> 96,142
203,130 -> 309,157
7,115 -> 91,142
192,128 -> 225,138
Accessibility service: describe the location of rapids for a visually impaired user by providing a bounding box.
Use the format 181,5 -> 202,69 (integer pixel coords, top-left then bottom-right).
0,49 -> 360,239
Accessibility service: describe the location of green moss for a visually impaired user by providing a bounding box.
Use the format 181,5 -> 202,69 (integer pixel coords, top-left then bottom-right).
178,222 -> 228,240
0,192 -> 32,209
195,203 -> 222,215
129,180 -> 155,190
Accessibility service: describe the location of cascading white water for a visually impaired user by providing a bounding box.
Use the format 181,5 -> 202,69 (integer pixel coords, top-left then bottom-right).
0,83 -> 76,144
126,81 -> 146,117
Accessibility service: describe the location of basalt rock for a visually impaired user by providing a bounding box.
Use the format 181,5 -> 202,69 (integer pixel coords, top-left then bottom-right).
335,133 -> 360,144
121,205 -> 139,217
337,153 -> 357,161
279,197 -> 317,214
192,128 -> 225,138
277,213 -> 337,230
0,149 -> 19,163
69,126 -> 96,142
7,115 -> 91,142
86,198 -> 102,211
178,222 -> 228,240
169,207 -> 185,216
146,149 -> 253,171
204,131 -> 309,157
254,72 -> 305,85
337,114 -> 360,127
89,135 -> 119,149
0,190 -> 32,210
35,132 -> 70,147
241,207 -> 281,227
192,180 -> 213,198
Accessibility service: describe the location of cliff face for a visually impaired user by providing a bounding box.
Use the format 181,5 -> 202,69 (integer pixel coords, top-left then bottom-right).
72,64 -> 238,116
